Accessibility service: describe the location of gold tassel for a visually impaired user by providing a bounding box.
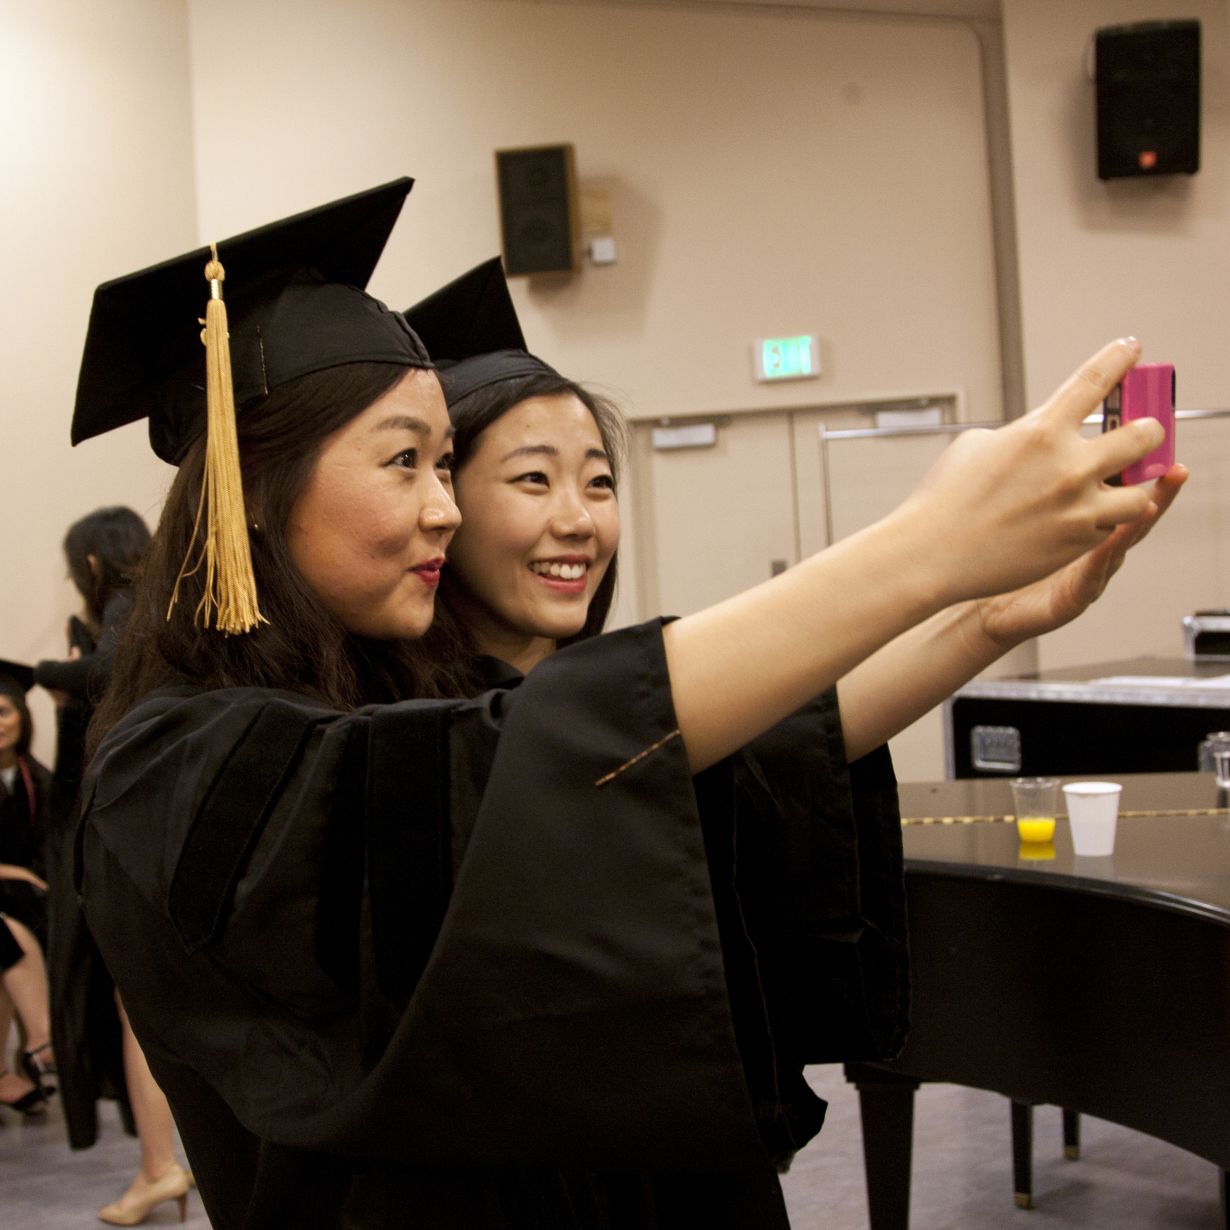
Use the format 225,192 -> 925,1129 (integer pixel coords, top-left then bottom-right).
168,244 -> 267,634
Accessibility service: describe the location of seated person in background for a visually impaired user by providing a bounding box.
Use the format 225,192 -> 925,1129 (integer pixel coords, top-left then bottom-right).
0,659 -> 55,1114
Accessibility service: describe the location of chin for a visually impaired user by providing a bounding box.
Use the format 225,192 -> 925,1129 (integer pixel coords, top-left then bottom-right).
396,612 -> 435,641
351,601 -> 437,642
541,619 -> 587,642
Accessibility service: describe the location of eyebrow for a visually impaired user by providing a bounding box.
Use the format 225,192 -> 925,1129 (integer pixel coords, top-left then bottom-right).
500,443 -> 610,463
371,415 -> 455,440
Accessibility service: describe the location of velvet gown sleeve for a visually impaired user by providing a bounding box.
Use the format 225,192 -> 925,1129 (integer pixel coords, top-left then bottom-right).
731,691 -> 908,1065
686,688 -> 906,1171
79,621 -> 781,1227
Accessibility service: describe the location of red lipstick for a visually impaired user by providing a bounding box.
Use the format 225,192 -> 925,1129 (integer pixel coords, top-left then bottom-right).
412,558 -> 445,587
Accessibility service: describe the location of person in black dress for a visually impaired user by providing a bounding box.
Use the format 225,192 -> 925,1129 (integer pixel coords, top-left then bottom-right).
34,507 -> 195,1225
72,180 -> 1181,1229
0,659 -> 55,1116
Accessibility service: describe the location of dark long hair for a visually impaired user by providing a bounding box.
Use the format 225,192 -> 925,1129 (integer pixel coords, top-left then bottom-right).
424,371 -> 627,696
0,685 -> 33,757
90,362 -> 445,754
63,506 -> 152,629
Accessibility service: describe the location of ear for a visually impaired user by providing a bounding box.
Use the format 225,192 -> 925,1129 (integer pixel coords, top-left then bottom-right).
86,553 -> 102,580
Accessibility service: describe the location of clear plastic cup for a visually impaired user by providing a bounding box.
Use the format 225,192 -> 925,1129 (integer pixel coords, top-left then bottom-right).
1062,781 -> 1122,856
1010,777 -> 1058,843
1213,748 -> 1230,791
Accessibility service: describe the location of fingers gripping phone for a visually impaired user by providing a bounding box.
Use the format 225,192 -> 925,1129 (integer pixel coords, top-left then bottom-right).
1102,362 -> 1175,485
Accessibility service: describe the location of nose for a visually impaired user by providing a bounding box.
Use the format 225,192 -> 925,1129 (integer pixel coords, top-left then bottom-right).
421,476 -> 461,536
549,489 -> 596,540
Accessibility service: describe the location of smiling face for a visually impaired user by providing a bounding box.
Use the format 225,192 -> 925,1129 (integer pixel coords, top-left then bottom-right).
447,393 -> 620,672
0,694 -> 24,765
286,368 -> 460,640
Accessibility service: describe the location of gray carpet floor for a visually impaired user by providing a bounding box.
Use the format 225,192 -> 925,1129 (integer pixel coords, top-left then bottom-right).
1,1061 -> 1222,1227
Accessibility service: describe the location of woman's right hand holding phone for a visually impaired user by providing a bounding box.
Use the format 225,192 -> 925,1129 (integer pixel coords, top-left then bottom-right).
665,338 -> 1177,773
897,337 -> 1166,606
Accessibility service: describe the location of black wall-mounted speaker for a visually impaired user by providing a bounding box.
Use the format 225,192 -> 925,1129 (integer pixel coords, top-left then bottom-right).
495,144 -> 580,276
1095,20 -> 1200,180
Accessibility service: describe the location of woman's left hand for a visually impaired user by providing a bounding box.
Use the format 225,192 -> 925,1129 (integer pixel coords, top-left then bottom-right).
976,463 -> 1188,649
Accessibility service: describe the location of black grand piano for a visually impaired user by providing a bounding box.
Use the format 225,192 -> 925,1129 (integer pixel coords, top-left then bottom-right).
845,773 -> 1230,1228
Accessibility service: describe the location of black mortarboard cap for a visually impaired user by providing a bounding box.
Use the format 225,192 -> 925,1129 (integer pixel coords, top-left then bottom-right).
0,660 -> 34,699
402,256 -> 525,366
403,257 -> 560,412
72,177 -> 432,464
435,348 -> 561,412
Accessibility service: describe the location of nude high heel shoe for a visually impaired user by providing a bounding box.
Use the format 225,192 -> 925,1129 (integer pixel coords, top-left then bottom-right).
97,1162 -> 195,1226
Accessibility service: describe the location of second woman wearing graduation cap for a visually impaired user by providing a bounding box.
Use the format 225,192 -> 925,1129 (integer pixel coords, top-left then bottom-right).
410,306 -> 1185,1126
416,335 -> 913,1137
73,179 -> 1181,1229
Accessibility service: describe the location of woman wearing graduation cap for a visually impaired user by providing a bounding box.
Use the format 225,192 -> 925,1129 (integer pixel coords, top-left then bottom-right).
0,659 -> 57,1115
409,293 -> 1186,1150
74,179 -> 1180,1229
412,327 -> 914,1150
404,270 -> 626,694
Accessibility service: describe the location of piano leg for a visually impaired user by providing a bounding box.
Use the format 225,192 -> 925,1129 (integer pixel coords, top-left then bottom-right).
1221,1168 -> 1228,1230
845,1063 -> 920,1230
1010,1100 -> 1033,1208
1063,1108 -> 1081,1160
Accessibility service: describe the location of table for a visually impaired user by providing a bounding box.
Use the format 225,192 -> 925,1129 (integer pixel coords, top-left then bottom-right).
845,773 -> 1230,1228
945,655 -> 1230,777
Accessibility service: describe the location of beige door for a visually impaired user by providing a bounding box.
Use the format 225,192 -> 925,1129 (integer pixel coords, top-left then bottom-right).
627,400 -> 964,781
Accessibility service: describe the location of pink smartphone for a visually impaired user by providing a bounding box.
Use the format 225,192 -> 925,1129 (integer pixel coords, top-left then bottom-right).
1102,362 -> 1176,485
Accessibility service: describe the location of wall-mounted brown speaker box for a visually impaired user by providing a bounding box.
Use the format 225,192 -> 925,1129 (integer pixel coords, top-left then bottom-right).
495,144 -> 580,276
1095,19 -> 1200,180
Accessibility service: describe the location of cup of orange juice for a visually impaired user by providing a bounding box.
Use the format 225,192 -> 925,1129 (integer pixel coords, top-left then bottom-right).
1018,839 -> 1056,861
1010,777 -> 1058,843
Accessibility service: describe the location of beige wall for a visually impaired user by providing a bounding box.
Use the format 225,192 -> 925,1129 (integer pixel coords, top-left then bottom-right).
1002,0 -> 1229,671
1003,0 -> 1227,411
0,0 -> 195,763
185,0 -> 1003,424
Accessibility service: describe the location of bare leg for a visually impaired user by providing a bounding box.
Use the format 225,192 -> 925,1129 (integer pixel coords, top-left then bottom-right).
0,985 -> 39,1104
98,994 -> 192,1223
0,985 -> 14,1057
117,995 -> 178,1181
1,918 -> 53,1056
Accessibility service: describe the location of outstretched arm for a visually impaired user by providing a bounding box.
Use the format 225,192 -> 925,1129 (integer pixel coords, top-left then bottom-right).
836,464 -> 1187,761
662,339 -> 1172,773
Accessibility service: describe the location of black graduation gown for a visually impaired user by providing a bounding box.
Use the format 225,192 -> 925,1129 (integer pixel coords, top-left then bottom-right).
36,591 -> 135,1147
0,752 -> 52,947
79,621 -> 905,1229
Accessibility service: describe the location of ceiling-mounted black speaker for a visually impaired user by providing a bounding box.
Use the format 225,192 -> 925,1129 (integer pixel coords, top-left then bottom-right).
495,144 -> 580,276
1095,20 -> 1200,180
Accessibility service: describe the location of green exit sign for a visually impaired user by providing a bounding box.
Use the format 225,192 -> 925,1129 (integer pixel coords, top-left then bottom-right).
753,334 -> 820,382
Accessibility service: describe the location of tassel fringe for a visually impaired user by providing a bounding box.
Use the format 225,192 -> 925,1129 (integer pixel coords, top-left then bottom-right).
168,245 -> 267,634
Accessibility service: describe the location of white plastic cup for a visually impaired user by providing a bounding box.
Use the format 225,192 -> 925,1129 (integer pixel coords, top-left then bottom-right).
1062,781 -> 1122,856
